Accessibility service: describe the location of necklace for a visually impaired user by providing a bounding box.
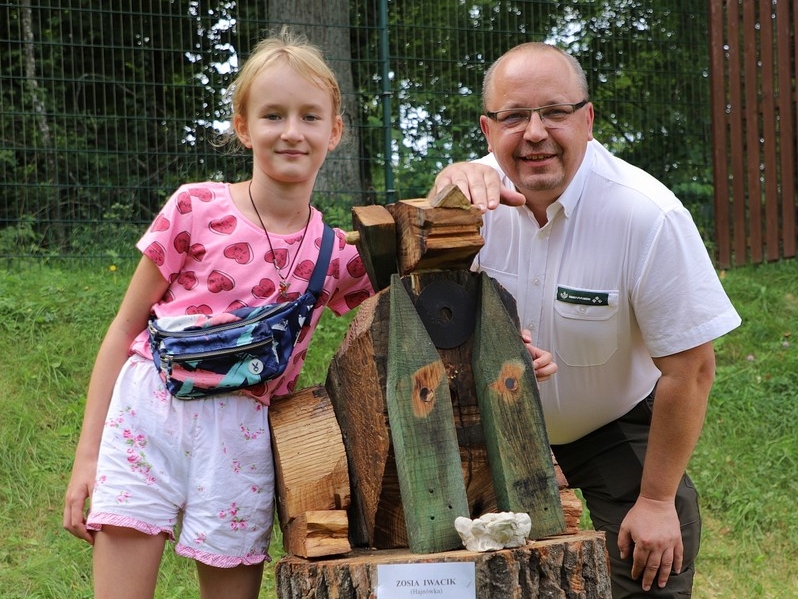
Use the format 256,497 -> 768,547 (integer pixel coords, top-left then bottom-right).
247,180 -> 312,298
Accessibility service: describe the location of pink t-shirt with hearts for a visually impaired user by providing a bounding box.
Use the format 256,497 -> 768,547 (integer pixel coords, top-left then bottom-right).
130,181 -> 373,402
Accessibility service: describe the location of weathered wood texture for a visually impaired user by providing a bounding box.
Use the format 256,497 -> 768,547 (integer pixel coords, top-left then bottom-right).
472,272 -> 565,539
350,204 -> 397,291
385,197 -> 483,275
326,270 -> 567,550
269,386 -> 351,557
275,530 -> 612,599
428,183 -> 472,209
269,384 -> 581,555
385,278 -> 470,553
282,510 -> 351,559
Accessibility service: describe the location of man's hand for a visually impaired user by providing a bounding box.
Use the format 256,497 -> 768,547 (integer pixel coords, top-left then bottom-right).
521,329 -> 557,382
617,496 -> 684,591
430,162 -> 526,211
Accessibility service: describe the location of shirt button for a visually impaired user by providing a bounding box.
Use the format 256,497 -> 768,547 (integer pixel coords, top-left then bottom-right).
532,277 -> 541,286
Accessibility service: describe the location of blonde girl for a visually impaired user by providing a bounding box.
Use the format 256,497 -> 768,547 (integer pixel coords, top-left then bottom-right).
63,29 -> 372,599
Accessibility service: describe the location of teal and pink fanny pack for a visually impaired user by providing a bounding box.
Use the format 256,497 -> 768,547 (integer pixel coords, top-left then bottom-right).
148,224 -> 333,400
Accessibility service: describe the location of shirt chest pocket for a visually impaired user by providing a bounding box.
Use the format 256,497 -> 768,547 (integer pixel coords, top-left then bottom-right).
553,289 -> 620,367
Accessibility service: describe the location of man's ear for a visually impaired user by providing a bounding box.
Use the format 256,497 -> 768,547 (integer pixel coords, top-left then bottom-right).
479,115 -> 494,153
233,114 -> 252,149
585,102 -> 595,142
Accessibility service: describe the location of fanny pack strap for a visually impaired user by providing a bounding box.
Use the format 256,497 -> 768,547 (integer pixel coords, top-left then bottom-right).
306,223 -> 334,298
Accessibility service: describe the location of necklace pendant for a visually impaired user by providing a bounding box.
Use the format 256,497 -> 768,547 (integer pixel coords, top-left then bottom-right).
279,280 -> 290,298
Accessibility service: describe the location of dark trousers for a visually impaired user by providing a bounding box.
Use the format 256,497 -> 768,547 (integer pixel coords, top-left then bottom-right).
551,391 -> 701,599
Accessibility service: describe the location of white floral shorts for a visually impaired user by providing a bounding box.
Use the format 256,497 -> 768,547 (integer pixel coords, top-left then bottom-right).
87,355 -> 275,567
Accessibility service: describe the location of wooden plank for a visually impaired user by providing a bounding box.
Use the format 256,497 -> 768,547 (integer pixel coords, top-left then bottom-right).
759,0 -> 780,262
351,204 -> 397,291
400,271 -> 497,525
472,273 -> 565,540
727,0 -> 747,265
734,1 -> 764,264
386,275 -> 470,553
708,0 -> 731,268
269,386 -> 350,535
275,530 -> 612,599
794,0 -> 798,258
283,511 -> 351,559
776,0 -> 796,258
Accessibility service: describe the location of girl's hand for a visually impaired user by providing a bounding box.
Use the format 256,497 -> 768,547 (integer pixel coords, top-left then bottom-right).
521,329 -> 557,382
63,456 -> 97,545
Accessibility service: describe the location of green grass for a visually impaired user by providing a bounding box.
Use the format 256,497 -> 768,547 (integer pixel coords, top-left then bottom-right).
0,259 -> 796,598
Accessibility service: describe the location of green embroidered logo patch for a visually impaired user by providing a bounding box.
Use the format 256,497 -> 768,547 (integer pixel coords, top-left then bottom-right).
556,286 -> 609,306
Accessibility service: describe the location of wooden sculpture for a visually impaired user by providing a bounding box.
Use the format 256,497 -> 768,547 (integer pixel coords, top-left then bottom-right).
270,186 -> 611,598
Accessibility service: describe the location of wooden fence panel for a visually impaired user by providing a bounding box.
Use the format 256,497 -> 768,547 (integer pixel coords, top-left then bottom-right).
709,0 -> 797,268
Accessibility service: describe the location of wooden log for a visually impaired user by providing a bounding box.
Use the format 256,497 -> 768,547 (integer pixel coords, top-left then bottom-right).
386,193 -> 483,275
472,272 -> 566,539
269,386 -> 350,555
275,530 -> 612,599
325,290 -> 395,548
283,510 -> 351,559
350,205 -> 397,291
554,453 -> 584,534
560,488 -> 584,535
386,276 -> 470,553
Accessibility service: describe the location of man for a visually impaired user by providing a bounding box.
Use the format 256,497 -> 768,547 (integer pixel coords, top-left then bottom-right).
430,42 -> 740,598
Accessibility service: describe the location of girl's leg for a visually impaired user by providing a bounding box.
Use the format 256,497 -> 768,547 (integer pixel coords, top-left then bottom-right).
196,561 -> 265,599
93,526 -> 167,599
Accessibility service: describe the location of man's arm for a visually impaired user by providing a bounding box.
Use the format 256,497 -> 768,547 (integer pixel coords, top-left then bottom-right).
618,341 -> 716,591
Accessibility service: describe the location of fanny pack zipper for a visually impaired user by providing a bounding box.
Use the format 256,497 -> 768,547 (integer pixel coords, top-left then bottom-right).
160,337 -> 275,367
148,301 -> 293,340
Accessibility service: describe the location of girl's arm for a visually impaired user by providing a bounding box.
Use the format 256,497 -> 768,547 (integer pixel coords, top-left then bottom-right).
63,256 -> 169,543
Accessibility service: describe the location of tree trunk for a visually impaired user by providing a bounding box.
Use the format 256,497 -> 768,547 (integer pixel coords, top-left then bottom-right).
265,0 -> 364,209
275,530 -> 612,599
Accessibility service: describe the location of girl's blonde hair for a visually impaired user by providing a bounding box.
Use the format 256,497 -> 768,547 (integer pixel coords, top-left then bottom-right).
220,27 -> 342,150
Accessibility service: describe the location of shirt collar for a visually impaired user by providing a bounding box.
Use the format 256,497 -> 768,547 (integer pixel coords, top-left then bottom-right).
551,140 -> 595,219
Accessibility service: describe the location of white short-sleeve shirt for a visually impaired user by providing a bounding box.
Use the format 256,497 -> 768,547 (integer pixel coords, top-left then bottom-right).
475,140 -> 741,444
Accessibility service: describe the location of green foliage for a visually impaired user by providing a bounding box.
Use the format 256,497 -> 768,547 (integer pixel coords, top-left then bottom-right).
0,1 -> 248,255
1,261 -> 798,597
2,1 -> 718,259
0,215 -> 45,257
350,1 -> 715,205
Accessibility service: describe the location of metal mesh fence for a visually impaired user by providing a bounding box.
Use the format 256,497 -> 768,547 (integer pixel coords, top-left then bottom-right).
1,1 -> 713,262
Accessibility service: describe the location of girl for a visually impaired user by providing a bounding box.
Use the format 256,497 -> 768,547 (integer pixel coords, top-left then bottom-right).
63,30 -> 373,599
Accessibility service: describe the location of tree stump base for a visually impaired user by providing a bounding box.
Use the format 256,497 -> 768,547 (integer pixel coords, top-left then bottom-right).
275,530 -> 611,598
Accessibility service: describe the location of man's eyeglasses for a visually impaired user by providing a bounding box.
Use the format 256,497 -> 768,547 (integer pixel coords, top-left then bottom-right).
485,100 -> 589,131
